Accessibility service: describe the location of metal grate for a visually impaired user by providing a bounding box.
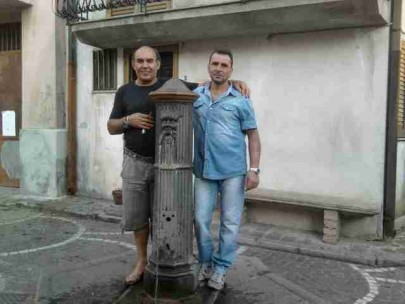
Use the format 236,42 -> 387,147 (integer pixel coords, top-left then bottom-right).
93,49 -> 117,91
54,0 -> 167,21
0,23 -> 21,52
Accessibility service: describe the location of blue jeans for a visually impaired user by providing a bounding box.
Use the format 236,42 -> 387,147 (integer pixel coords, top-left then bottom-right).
194,175 -> 245,274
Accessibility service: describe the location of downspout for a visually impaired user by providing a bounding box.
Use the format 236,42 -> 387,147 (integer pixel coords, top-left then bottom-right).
383,0 -> 401,238
66,26 -> 77,194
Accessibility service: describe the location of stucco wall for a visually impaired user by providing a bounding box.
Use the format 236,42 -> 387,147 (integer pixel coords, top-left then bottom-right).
21,0 -> 66,129
76,28 -> 389,212
179,28 -> 389,212
18,0 -> 67,197
76,42 -> 124,199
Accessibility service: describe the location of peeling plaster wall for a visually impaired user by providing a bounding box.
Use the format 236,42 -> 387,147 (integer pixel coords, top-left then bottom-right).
0,141 -> 21,179
76,42 -> 124,199
18,1 -> 67,197
20,129 -> 66,197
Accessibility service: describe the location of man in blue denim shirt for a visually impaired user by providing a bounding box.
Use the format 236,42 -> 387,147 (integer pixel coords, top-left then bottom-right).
193,50 -> 261,290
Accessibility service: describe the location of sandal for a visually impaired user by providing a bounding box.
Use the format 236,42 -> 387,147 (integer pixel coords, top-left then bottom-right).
125,272 -> 144,286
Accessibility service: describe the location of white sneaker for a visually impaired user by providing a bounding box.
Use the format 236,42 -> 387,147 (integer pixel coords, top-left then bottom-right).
197,264 -> 213,282
207,271 -> 226,290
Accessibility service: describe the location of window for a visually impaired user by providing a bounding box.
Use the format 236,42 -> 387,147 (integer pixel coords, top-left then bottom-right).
93,49 -> 117,91
398,41 -> 405,138
0,23 -> 21,52
124,44 -> 178,83
109,0 -> 172,17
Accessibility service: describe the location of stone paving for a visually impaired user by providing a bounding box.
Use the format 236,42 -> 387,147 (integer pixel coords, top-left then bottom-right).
4,190 -> 404,267
2,189 -> 405,303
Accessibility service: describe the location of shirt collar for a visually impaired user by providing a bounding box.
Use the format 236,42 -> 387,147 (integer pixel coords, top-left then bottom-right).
203,81 -> 239,100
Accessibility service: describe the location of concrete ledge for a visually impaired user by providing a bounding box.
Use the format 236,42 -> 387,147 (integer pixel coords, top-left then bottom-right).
72,0 -> 390,48
0,0 -> 32,10
245,188 -> 380,215
245,188 -> 381,243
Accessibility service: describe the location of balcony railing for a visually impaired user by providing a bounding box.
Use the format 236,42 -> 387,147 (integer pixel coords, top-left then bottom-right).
54,0 -> 165,21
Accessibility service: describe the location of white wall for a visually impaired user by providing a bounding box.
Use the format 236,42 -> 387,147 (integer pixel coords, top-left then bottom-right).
21,0 -> 66,129
76,42 -> 124,199
179,28 -> 389,211
76,27 -> 390,211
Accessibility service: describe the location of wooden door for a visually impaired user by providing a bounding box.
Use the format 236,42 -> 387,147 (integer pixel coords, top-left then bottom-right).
0,50 -> 21,187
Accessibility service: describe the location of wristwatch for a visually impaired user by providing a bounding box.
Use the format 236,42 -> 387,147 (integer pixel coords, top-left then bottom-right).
122,116 -> 130,130
249,168 -> 261,174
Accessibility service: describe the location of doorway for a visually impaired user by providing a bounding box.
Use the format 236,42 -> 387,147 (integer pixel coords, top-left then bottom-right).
0,23 -> 21,188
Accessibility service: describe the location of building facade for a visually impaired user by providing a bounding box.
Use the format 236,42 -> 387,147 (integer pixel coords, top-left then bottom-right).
2,0 -> 405,241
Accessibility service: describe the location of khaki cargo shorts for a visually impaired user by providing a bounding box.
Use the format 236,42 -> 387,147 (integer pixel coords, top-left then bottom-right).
121,149 -> 154,232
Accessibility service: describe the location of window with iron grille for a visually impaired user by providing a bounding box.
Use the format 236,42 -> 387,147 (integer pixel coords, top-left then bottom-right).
398,41 -> 405,138
93,49 -> 117,91
0,23 -> 21,52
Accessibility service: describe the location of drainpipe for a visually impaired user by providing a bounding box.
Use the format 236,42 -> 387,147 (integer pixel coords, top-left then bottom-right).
383,0 -> 401,238
66,27 -> 77,194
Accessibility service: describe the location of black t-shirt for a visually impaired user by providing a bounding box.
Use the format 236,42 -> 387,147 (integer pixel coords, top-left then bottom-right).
109,78 -> 198,157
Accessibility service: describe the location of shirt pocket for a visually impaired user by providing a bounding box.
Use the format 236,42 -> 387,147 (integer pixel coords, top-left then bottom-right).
220,103 -> 238,123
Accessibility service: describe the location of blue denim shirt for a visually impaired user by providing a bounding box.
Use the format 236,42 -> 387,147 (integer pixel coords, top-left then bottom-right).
193,83 -> 257,180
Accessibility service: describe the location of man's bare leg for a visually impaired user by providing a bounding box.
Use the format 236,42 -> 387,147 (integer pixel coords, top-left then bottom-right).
126,225 -> 149,284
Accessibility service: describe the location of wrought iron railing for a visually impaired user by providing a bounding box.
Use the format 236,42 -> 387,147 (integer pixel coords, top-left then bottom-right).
53,0 -> 165,21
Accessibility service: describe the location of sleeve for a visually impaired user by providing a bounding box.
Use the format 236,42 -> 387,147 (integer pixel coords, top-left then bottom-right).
239,98 -> 257,130
109,87 -> 125,119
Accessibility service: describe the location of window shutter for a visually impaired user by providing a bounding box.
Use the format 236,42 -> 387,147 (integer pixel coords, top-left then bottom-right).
398,41 -> 405,138
110,0 -> 171,17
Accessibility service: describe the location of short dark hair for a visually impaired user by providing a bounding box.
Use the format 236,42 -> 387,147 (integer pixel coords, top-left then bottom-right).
132,46 -> 161,62
209,49 -> 233,67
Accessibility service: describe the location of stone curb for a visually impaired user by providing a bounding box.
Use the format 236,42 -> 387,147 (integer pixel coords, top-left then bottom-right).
235,237 -> 405,267
2,194 -> 405,268
2,195 -> 121,224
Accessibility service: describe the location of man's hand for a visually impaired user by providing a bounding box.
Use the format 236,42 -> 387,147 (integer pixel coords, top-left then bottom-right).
231,80 -> 251,98
197,80 -> 250,98
245,171 -> 259,191
127,113 -> 154,129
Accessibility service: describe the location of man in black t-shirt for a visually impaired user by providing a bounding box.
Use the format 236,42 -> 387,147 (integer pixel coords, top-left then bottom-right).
108,46 -> 198,285
108,46 -> 249,286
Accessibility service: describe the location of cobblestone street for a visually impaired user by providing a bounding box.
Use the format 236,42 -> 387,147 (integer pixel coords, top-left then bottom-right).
1,198 -> 405,303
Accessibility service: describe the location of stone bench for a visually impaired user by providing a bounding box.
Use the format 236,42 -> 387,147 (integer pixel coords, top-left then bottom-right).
244,189 -> 380,244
